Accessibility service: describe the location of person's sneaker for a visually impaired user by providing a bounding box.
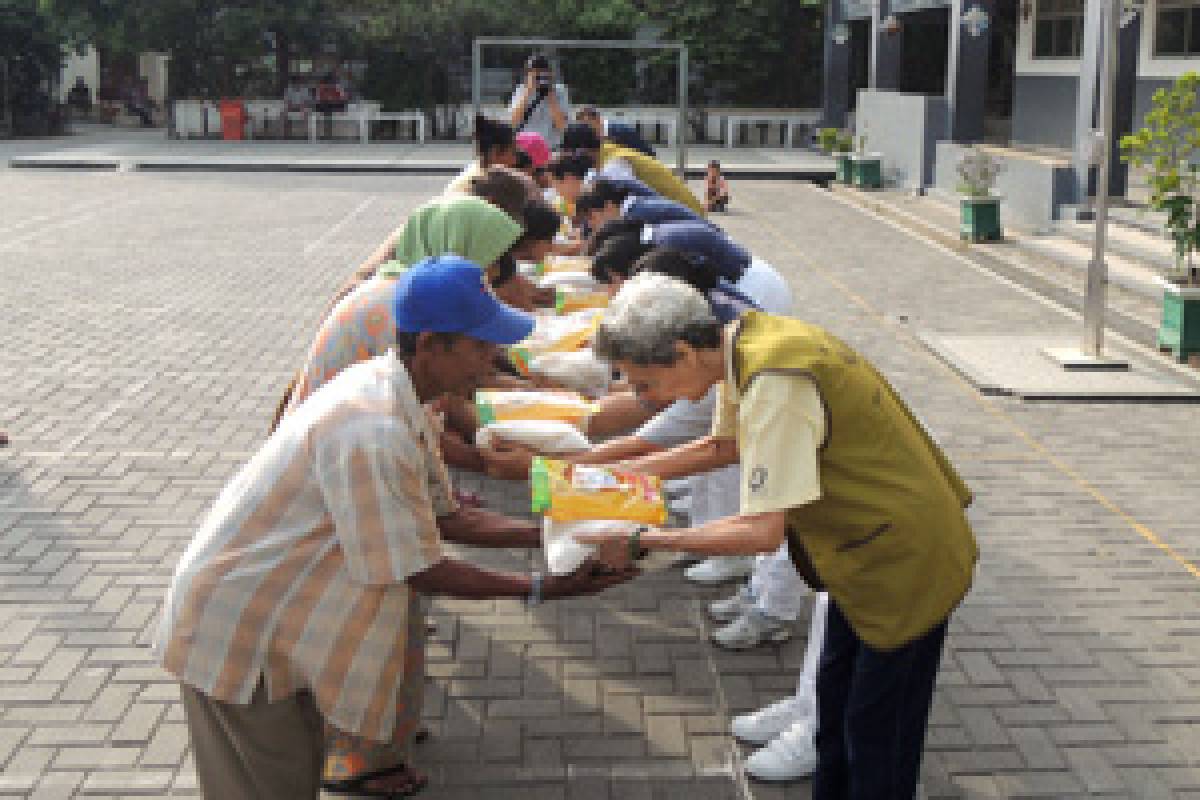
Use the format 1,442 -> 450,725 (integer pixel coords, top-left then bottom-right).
684,556 -> 755,585
743,719 -> 818,783
708,586 -> 754,624
712,609 -> 792,650
731,694 -> 812,745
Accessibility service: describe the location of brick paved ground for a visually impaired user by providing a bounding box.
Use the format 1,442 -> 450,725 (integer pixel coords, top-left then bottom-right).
0,171 -> 1197,798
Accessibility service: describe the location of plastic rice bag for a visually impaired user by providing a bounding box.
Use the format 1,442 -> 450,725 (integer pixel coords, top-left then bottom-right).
527,350 -> 612,397
542,255 -> 594,275
475,390 -> 594,430
543,518 -> 637,575
555,288 -> 609,315
507,310 -> 603,376
537,271 -> 602,292
530,457 -> 668,526
475,419 -> 592,455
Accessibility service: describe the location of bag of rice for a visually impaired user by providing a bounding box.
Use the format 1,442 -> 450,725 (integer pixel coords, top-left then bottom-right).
507,310 -> 603,376
543,255 -> 593,275
543,518 -> 637,575
530,457 -> 668,526
528,350 -> 612,397
555,288 -> 609,315
537,271 -> 602,292
475,390 -> 594,429
475,419 -> 591,455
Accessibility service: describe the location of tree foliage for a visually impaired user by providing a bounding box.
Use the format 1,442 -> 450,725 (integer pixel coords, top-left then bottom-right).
641,0 -> 822,107
2,0 -> 65,129
32,0 -> 822,125
1121,72 -> 1200,282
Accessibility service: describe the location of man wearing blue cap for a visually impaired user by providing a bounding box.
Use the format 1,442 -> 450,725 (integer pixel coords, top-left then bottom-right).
157,256 -> 634,800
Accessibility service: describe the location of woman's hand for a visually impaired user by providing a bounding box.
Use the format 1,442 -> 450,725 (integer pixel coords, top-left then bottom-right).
574,525 -> 679,553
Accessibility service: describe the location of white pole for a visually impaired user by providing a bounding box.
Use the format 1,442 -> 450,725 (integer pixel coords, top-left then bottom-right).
1082,0 -> 1120,358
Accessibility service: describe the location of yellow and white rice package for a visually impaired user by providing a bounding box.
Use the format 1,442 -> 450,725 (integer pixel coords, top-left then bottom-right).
474,390 -> 594,430
528,350 -> 612,398
507,310 -> 603,376
542,254 -> 594,275
530,458 -> 667,526
542,518 -> 637,575
474,419 -> 591,456
555,287 -> 609,315
537,270 -> 602,293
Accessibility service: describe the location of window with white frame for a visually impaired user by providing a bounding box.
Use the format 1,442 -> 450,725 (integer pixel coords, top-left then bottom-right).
1034,0 -> 1085,58
1155,0 -> 1200,56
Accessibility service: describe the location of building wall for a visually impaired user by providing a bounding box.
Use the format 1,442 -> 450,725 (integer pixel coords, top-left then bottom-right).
856,89 -> 948,189
1011,75 -> 1078,149
59,46 -> 100,102
1011,0 -> 1200,149
139,53 -> 170,109
59,48 -> 169,107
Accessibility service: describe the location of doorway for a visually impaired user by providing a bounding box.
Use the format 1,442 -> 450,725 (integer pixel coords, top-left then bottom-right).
901,8 -> 951,94
986,0 -> 1019,143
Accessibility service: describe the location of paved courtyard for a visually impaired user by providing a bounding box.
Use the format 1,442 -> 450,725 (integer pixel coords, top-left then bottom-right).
0,170 -> 1198,799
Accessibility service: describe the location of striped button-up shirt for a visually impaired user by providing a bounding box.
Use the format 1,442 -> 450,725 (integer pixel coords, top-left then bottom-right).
155,353 -> 454,742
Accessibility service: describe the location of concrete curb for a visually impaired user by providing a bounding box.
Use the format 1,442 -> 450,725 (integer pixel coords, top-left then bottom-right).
9,156 -> 834,182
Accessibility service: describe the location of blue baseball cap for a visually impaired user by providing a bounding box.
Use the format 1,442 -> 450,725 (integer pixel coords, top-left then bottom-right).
393,255 -> 534,345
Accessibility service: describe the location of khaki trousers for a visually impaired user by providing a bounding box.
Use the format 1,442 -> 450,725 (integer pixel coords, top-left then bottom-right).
181,679 -> 325,800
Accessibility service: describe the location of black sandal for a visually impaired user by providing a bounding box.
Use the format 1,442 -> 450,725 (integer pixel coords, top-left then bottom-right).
321,763 -> 428,798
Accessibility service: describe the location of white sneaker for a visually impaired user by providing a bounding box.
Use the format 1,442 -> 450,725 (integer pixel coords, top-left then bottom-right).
744,719 -> 818,783
684,556 -> 755,585
708,586 -> 754,623
731,694 -> 812,745
711,610 -> 792,650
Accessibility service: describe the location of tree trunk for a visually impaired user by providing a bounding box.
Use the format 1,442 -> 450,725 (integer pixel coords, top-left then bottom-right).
275,31 -> 289,96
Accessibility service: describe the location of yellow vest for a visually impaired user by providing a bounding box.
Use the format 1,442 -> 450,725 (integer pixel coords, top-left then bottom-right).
733,313 -> 978,651
599,142 -> 705,215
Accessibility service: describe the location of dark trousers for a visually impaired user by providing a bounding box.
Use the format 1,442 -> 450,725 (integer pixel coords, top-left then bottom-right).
813,602 -> 949,800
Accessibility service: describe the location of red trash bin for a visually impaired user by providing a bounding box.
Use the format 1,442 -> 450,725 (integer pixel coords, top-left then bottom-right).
219,99 -> 247,141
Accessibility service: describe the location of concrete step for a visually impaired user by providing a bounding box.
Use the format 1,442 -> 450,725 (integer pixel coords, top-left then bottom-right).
1016,233 -> 1162,301
826,185 -> 1163,351
1055,217 -> 1177,276
1110,203 -> 1170,237
914,189 -> 1165,301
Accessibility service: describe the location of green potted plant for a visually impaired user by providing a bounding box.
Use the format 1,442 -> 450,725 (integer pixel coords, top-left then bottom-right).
849,131 -> 883,190
1121,72 -> 1200,364
956,146 -> 1004,242
817,127 -> 855,184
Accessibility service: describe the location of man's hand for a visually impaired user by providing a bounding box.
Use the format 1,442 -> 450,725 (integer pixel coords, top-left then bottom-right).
544,559 -> 638,600
478,436 -> 537,481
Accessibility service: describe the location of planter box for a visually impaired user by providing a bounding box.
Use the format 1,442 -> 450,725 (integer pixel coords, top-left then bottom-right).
960,196 -> 1002,242
835,154 -> 854,184
1157,277 -> 1200,363
850,154 -> 883,189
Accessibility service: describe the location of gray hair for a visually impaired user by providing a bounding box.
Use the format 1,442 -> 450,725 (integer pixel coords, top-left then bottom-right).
593,273 -> 721,366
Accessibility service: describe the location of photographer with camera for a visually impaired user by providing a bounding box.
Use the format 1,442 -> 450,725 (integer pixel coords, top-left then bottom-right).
509,54 -> 570,149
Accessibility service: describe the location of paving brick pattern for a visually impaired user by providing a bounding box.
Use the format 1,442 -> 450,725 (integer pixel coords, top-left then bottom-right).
0,171 -> 1197,798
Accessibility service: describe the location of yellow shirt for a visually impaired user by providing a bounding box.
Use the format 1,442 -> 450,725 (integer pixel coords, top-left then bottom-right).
712,323 -> 824,514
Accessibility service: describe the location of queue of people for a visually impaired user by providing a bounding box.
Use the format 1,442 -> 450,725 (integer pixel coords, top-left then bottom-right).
156,62 -> 978,799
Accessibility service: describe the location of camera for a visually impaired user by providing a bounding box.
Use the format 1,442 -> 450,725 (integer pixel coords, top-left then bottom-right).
535,74 -> 552,95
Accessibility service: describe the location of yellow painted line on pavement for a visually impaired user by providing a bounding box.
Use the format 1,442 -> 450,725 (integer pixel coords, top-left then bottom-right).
746,194 -> 1200,582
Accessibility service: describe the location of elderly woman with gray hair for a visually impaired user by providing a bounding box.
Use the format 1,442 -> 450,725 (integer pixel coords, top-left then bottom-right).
577,273 -> 978,799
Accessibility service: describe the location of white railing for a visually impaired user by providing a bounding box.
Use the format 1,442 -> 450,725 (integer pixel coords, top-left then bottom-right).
174,99 -> 821,147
